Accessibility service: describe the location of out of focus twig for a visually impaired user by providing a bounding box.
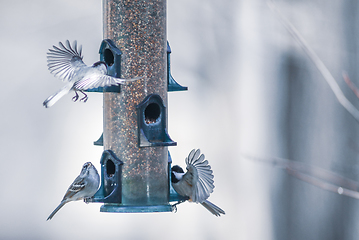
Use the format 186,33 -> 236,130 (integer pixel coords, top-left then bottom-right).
343,72 -> 359,99
268,0 -> 359,123
286,168 -> 359,199
243,154 -> 359,199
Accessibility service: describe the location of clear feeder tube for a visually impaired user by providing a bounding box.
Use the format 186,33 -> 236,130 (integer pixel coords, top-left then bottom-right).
102,0 -> 169,208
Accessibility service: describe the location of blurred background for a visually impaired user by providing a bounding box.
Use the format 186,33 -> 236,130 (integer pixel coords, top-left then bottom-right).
1,0 -> 359,239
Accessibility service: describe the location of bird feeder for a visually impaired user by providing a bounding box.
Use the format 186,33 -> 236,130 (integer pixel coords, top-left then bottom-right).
137,93 -> 176,147
87,0 -> 187,213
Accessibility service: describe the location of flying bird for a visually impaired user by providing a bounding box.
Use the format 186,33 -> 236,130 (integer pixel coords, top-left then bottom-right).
43,40 -> 140,108
171,149 -> 225,216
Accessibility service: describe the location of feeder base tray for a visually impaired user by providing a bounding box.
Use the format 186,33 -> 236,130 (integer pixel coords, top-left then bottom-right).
100,204 -> 173,213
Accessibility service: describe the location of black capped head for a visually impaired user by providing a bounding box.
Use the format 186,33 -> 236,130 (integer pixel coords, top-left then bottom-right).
171,165 -> 184,183
171,165 -> 184,173
93,61 -> 107,68
92,61 -> 108,74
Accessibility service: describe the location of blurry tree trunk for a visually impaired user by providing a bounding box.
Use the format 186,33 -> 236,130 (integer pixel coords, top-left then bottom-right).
268,1 -> 359,239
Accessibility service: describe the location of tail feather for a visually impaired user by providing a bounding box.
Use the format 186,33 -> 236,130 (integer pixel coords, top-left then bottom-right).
47,201 -> 67,220
200,200 -> 225,217
43,84 -> 72,108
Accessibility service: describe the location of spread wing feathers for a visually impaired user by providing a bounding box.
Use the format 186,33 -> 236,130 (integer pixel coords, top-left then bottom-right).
73,75 -> 142,90
185,149 -> 215,203
62,176 -> 86,201
47,40 -> 86,82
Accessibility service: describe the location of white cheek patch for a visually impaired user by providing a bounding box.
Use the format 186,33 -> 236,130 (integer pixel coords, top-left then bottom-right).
173,171 -> 185,180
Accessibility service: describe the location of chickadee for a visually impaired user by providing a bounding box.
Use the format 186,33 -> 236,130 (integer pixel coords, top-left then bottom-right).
171,149 -> 225,216
47,162 -> 100,220
43,40 -> 141,108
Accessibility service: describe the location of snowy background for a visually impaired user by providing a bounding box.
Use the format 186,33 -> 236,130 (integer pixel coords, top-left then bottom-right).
1,0 -> 359,239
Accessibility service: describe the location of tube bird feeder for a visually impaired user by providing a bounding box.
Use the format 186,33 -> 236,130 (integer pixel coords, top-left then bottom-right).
88,0 -> 187,213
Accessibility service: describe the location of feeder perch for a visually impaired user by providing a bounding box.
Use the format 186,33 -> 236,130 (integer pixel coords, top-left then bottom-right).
137,94 -> 176,147
86,39 -> 122,93
167,41 -> 188,92
92,150 -> 123,203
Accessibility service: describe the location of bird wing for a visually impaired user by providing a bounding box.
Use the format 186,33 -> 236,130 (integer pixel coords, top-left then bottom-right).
73,75 -> 142,90
62,175 -> 86,201
184,149 -> 215,203
47,40 -> 87,82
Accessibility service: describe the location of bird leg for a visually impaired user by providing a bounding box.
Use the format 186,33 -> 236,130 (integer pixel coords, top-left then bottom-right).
80,91 -> 88,102
171,200 -> 186,212
84,197 -> 93,204
72,91 -> 79,102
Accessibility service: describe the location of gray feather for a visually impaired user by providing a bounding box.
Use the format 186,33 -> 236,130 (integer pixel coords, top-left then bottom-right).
43,84 -> 72,108
47,201 -> 67,221
200,200 -> 225,217
44,41 -> 142,107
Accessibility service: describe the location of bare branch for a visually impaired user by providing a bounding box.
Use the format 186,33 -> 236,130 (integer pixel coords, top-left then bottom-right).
286,167 -> 359,199
242,153 -> 359,199
267,0 -> 359,123
343,71 -> 359,99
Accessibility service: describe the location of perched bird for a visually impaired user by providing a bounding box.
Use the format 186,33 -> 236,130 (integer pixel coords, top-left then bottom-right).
43,40 -> 141,108
171,149 -> 225,216
47,162 -> 100,220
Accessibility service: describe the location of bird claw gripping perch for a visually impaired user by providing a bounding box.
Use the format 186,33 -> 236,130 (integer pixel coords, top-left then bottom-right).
170,200 -> 186,213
